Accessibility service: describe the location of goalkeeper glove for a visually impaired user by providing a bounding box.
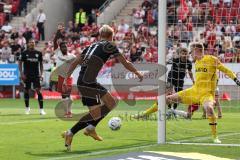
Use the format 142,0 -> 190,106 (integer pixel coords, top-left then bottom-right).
234,78 -> 240,86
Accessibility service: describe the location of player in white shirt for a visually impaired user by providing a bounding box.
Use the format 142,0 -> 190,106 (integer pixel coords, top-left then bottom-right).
36,9 -> 46,41
53,42 -> 75,118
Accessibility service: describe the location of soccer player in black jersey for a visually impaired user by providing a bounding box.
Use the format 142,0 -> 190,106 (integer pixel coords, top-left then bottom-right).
61,25 -> 143,151
19,39 -> 46,115
167,48 -> 195,111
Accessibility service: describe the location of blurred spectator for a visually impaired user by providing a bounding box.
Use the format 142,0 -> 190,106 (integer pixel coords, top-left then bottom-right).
19,21 -> 27,33
31,23 -> 39,42
1,21 -> 12,33
82,22 -> 91,33
223,0 -> 232,7
36,9 -> 46,41
226,20 -> 236,38
53,23 -> 65,50
224,48 -> 234,62
211,0 -> 220,6
130,44 -> 144,62
118,19 -> 129,34
88,8 -> 97,24
142,0 -> 152,11
3,0 -> 12,22
10,38 -> 22,61
10,28 -> 19,40
66,21 -> 73,34
42,41 -> 54,65
110,21 -> 117,33
23,27 -> 33,43
1,40 -> 12,63
18,33 -> 26,50
132,8 -> 144,30
124,27 -> 136,43
72,22 -> 81,33
75,8 -> 87,29
19,0 -> 28,16
167,2 -> 176,25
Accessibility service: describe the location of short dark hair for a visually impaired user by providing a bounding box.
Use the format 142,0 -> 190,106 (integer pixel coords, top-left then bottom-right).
179,48 -> 188,54
59,41 -> 66,47
28,38 -> 35,42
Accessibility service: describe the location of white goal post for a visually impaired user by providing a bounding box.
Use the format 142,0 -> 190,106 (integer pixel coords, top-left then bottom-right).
158,0 -> 167,144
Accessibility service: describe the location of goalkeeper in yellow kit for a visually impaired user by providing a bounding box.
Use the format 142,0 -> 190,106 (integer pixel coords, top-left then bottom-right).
167,43 -> 240,143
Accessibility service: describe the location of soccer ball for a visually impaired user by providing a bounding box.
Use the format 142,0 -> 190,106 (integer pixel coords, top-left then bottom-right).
108,117 -> 122,131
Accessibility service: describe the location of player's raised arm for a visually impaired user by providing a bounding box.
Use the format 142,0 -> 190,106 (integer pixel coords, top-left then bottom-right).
65,52 -> 83,80
188,70 -> 195,84
216,58 -> 240,86
116,54 -> 143,82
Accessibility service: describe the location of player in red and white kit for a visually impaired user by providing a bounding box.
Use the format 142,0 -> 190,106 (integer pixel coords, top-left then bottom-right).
53,41 -> 75,118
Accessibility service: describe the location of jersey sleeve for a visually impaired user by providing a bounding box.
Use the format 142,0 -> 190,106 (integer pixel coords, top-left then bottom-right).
187,61 -> 192,71
38,51 -> 43,62
19,52 -> 26,62
81,46 -> 90,59
103,42 -> 121,57
215,56 -> 236,80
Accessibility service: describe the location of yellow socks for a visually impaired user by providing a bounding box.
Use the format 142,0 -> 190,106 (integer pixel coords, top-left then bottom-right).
143,102 -> 158,116
208,116 -> 217,138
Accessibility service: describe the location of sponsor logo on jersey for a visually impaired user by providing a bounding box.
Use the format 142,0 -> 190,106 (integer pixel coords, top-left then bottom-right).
196,67 -> 207,72
27,58 -> 39,62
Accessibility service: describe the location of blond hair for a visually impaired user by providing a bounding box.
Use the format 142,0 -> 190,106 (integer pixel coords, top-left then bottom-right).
99,24 -> 114,39
190,43 -> 204,51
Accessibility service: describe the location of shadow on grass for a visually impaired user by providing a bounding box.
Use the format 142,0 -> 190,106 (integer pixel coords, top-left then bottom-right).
22,116 -> 59,120
25,143 -> 155,159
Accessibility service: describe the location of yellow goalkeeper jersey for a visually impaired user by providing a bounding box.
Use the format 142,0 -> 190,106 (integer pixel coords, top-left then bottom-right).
194,55 -> 236,93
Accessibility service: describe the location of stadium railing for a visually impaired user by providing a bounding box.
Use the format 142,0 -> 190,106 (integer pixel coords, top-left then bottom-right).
97,0 -> 129,25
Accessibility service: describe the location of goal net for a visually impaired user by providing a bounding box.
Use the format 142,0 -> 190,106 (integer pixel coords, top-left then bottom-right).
162,0 -> 240,146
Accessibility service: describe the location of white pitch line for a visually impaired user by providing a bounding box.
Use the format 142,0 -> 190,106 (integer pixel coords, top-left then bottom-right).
43,144 -> 158,160
172,132 -> 240,143
0,119 -> 48,125
168,142 -> 240,147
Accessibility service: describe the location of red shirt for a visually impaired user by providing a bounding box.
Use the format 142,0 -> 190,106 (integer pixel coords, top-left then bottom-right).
187,22 -> 193,31
224,52 -> 234,63
82,25 -> 91,32
207,33 -> 216,46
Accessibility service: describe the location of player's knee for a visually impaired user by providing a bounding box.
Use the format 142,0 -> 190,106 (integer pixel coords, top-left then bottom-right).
24,92 -> 29,99
37,92 -> 43,100
166,95 -> 175,104
107,99 -> 117,110
101,93 -> 117,110
206,105 -> 214,116
62,94 -> 70,99
166,96 -> 171,104
35,89 -> 41,94
24,89 -> 29,94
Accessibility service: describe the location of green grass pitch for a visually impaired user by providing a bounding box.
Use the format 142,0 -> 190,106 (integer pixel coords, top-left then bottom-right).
0,99 -> 240,160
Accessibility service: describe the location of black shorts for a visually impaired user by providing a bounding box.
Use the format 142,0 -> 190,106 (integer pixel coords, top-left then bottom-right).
167,78 -> 184,92
77,79 -> 108,107
24,77 -> 41,90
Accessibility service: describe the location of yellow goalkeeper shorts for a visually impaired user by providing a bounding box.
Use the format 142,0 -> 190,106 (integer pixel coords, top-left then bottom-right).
177,87 -> 214,105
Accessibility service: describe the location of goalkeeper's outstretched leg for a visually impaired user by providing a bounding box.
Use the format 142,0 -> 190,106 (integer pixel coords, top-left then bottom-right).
166,92 -> 221,144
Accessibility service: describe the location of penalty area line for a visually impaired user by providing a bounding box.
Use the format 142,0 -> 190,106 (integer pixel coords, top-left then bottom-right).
168,142 -> 240,147
172,132 -> 240,143
43,144 -> 158,160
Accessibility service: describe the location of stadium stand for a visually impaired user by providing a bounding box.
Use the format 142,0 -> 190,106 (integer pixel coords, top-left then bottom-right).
0,0 -> 240,65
